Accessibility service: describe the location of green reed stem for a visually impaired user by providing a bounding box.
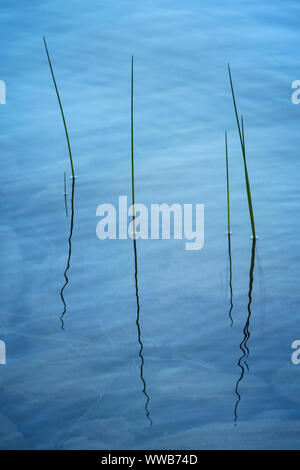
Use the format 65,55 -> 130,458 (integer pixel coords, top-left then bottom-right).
225,131 -> 230,234
228,64 -> 256,239
241,114 -> 245,151
43,36 -> 75,179
131,56 -> 136,236
64,171 -> 68,217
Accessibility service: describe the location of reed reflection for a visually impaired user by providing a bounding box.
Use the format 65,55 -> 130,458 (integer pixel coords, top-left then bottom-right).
234,238 -> 256,423
130,56 -> 151,425
227,234 -> 233,327
133,237 -> 152,425
60,176 -> 75,329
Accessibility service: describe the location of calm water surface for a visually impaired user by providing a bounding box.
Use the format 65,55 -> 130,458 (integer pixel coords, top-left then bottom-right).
0,0 -> 300,449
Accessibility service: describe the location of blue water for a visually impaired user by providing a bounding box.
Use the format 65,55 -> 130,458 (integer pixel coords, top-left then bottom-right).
1,0 -> 300,449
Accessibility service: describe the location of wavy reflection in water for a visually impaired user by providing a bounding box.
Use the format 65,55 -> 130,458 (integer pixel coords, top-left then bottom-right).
60,176 -> 75,329
130,56 -> 151,425
133,238 -> 152,425
227,234 -> 234,327
234,238 -> 256,423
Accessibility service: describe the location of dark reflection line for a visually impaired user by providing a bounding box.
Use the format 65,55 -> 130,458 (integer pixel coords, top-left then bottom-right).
234,356 -> 245,423
60,177 -> 75,329
133,237 -> 152,425
227,234 -> 233,327
130,56 -> 151,425
64,171 -> 68,218
234,238 -> 256,423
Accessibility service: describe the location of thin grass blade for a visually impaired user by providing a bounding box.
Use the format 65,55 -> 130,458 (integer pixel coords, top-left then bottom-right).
131,55 -> 136,236
43,36 -> 75,179
225,131 -> 230,234
64,171 -> 68,218
228,65 -> 256,239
